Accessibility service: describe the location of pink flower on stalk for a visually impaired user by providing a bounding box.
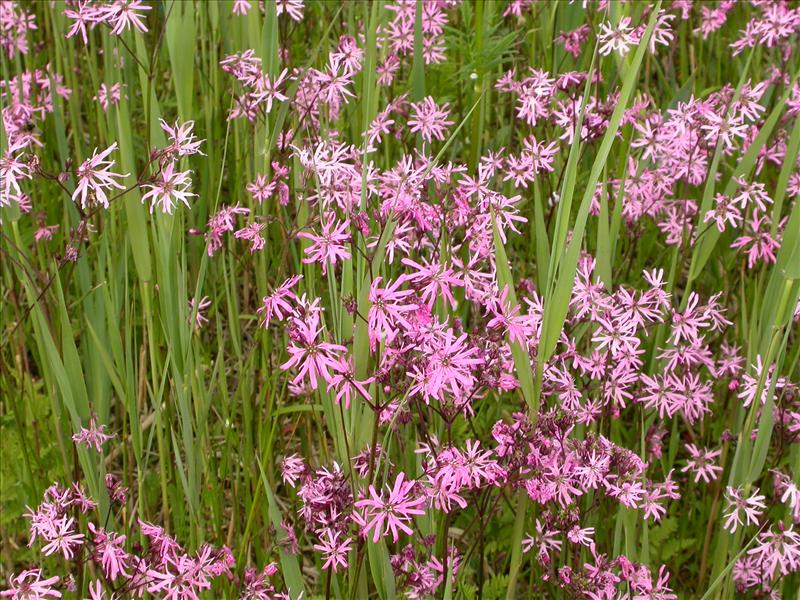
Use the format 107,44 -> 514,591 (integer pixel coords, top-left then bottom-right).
400,258 -> 463,309
146,555 -> 210,599
189,296 -> 211,330
231,0 -> 252,15
297,217 -> 351,275
205,203 -> 250,256
64,2 -> 101,45
87,581 -> 104,600
0,151 -> 31,205
160,119 -> 205,157
234,222 -> 266,253
730,212 -> 781,269
275,0 -> 304,22
556,24 -> 591,58
1,569 -> 61,599
367,276 -> 417,351
35,224 -> 60,242
327,356 -> 373,409
487,285 -> 534,346
141,162 -> 196,214
722,486 -> 766,533
376,55 -> 400,86
703,193 -> 742,232
94,83 -> 124,112
252,68 -> 290,113
88,524 -> 130,581
681,444 -> 722,484
567,526 -> 595,548
0,2 -> 36,58
737,355 -> 786,408
669,292 -> 710,346
407,96 -> 453,144
72,143 -> 128,210
701,112 -> 748,154
257,275 -> 302,326
597,17 -> 635,57
355,472 -> 427,543
72,417 -> 115,452
313,529 -> 352,572
732,177 -> 772,212
246,174 -> 276,204
522,136 -> 558,174
280,454 -> 306,488
280,313 -> 346,390
747,524 -> 800,579
408,328 -> 482,405
503,153 -> 536,189
41,516 -> 84,560
104,0 -> 151,35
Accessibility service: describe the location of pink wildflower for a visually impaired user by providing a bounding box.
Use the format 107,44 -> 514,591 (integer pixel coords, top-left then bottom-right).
72,143 -> 128,210
681,444 -> 723,484
297,217 -> 351,275
355,472 -> 427,543
141,162 -> 196,214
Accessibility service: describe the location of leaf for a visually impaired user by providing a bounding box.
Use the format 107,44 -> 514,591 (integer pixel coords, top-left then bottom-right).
540,4 -> 662,364
257,458 -> 306,599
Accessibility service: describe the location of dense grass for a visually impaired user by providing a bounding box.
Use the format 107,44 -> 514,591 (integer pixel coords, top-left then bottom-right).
1,1 -> 799,598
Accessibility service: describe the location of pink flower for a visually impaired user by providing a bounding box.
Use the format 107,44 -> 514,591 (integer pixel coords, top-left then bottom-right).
247,174 -> 276,204
72,417 -> 115,452
275,0 -> 304,22
252,68 -> 289,113
88,524 -> 130,581
72,143 -> 128,210
87,580 -> 104,600
280,454 -> 306,488
723,486 -> 766,533
487,285 -> 534,346
297,217 -> 351,275
189,296 -> 212,330
34,224 -> 60,242
280,312 -> 346,390
327,357 -> 373,409
313,529 -> 352,572
408,328 -> 482,405
598,17 -> 635,57
257,275 -> 302,325
234,222 -> 266,253
731,212 -> 781,268
232,0 -> 252,16
0,2 -> 36,57
747,524 -> 800,579
681,444 -> 722,484
367,276 -> 417,350
400,258 -> 463,309
41,516 -> 84,560
0,151 -> 31,205
703,193 -> 742,232
355,472 -> 427,543
1,569 -> 61,599
64,2 -> 102,45
407,96 -> 453,144
141,162 -> 196,214
160,119 -> 205,157
731,177 -> 772,212
104,0 -> 151,35
556,24 -> 591,58
94,82 -> 124,112
205,203 -> 250,256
